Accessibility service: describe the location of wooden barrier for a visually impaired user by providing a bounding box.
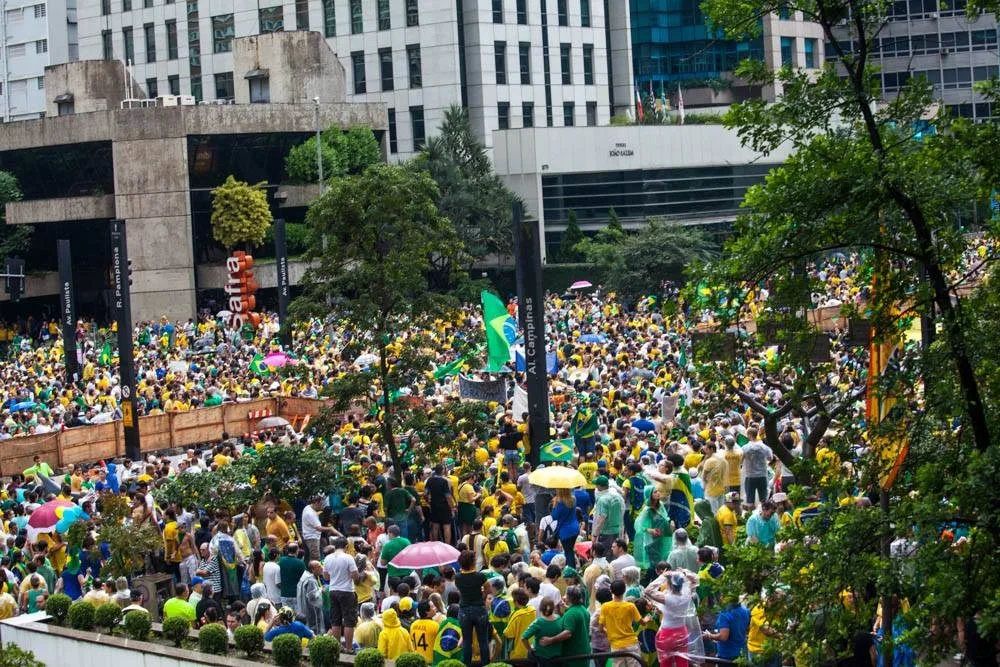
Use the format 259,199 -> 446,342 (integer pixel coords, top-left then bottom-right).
0,397 -> 334,476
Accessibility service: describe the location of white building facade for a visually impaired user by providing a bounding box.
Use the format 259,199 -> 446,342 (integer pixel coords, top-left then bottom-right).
76,0 -> 634,158
1,0 -> 78,121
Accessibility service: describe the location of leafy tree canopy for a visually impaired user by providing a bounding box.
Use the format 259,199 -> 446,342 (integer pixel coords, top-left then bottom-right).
210,175 -> 273,250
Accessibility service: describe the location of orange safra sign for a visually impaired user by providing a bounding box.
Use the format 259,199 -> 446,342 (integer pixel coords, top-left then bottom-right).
225,251 -> 261,329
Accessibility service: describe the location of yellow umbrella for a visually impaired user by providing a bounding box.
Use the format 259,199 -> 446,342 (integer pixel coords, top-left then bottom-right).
528,466 -> 587,489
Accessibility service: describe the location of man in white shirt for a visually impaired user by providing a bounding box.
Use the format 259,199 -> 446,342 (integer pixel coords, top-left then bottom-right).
609,538 -> 636,579
323,537 -> 363,649
301,496 -> 339,563
262,550 -> 282,604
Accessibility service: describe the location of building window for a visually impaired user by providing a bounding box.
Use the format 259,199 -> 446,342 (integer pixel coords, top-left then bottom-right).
778,4 -> 790,18
34,4 -> 46,18
146,77 -> 158,97
558,0 -> 568,25
35,39 -> 47,53
123,28 -> 134,62
407,44 -> 422,88
406,0 -> 418,26
388,108 -> 398,153
6,44 -> 25,58
378,0 -> 390,30
352,51 -> 366,94
322,0 -> 335,36
560,43 -> 571,84
517,0 -> 527,23
780,36 -> 795,66
350,0 -> 362,33
580,0 -> 590,26
214,71 -> 234,99
168,74 -> 180,95
57,100 -> 74,115
563,101 -> 574,126
101,0 -> 110,15
259,6 -> 283,33
295,0 -> 309,30
379,47 -> 394,91
37,77 -> 44,89
498,101 -> 510,129
582,43 -> 593,84
519,42 -> 531,84
143,0 -> 152,8
212,14 -> 233,53
586,101 -> 597,126
493,0 -> 503,23
123,0 -> 130,11
523,102 -> 534,127
144,23 -> 156,61
495,41 -> 507,85
166,20 -> 178,59
249,76 -> 269,103
804,38 -> 817,68
410,105 -> 425,149
101,30 -> 113,59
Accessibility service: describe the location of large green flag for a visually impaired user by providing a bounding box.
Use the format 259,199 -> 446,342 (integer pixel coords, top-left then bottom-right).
249,353 -> 270,377
432,357 -> 465,380
481,290 -> 511,373
97,341 -> 112,366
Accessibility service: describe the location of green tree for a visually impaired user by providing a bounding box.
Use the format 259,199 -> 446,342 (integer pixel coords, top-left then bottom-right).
0,171 -> 31,259
292,164 -> 466,473
416,106 -> 517,266
284,137 -> 343,184
96,494 -> 162,578
557,211 -> 585,263
210,176 -> 273,249
607,208 -> 623,235
329,126 -> 382,174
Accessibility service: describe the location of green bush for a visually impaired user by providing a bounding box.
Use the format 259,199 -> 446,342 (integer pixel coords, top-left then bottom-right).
307,634 -> 340,667
198,622 -> 229,655
354,647 -> 385,667
271,633 -> 303,667
483,663 -> 514,667
121,610 -> 151,641
161,616 -> 190,647
233,623 -> 264,657
94,602 -> 121,630
44,593 -> 71,624
394,652 -> 427,667
0,643 -> 44,667
67,601 -> 96,631
435,661 -> 465,667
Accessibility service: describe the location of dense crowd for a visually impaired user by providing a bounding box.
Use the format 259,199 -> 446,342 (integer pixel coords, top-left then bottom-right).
0,251 -> 993,666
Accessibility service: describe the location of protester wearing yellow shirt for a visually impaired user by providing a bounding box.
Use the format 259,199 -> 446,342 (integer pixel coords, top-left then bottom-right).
599,580 -> 641,653
716,492 -> 741,546
503,589 -> 536,660
483,527 -> 510,564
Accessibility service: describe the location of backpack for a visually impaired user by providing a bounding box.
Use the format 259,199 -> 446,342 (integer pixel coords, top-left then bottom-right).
504,528 -> 520,554
539,516 -> 558,544
628,475 -> 646,513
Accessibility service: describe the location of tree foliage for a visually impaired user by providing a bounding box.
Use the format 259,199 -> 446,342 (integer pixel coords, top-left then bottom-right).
0,171 -> 31,259
210,175 -> 273,249
292,164 -> 466,473
331,126 -> 382,175
96,494 -> 162,578
556,211 -> 585,263
283,126 -> 381,184
284,137 -> 343,184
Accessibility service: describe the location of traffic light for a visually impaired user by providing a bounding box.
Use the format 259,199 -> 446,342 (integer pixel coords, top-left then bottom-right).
4,258 -> 25,303
224,251 -> 260,328
128,259 -> 133,287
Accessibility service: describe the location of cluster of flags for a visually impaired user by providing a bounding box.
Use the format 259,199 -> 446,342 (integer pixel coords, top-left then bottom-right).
634,81 -> 684,124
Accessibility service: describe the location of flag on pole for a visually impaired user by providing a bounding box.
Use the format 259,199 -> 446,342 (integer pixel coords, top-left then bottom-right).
667,471 -> 696,528
677,83 -> 685,124
634,82 -> 645,122
540,438 -> 574,463
97,341 -> 112,367
481,290 -> 513,372
433,356 -> 466,380
249,352 -> 270,377
660,80 -> 670,112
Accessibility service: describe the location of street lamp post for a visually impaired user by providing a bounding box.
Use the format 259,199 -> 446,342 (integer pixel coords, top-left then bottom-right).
313,97 -> 324,195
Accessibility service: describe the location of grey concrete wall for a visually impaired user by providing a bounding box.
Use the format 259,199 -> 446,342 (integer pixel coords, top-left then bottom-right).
44,60 -> 147,117
6,195 -> 115,225
197,258 -> 314,291
232,32 -> 347,105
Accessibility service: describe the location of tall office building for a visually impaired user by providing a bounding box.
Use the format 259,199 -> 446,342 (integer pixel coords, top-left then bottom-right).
0,0 -> 78,120
629,0 -> 824,105
831,0 -> 998,121
76,0 -> 634,158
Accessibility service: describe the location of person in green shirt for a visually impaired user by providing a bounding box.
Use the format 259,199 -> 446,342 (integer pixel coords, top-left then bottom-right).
522,597 -> 564,664
384,477 -> 415,536
163,584 -> 198,622
378,524 -> 412,579
539,586 -> 592,667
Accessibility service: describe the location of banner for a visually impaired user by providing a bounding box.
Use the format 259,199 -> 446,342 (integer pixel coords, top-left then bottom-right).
458,375 -> 508,403
512,385 -> 529,422
661,394 -> 679,423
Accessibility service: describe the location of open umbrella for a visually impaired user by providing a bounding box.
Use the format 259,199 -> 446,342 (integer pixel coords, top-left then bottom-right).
263,352 -> 291,368
10,401 -> 36,413
569,280 -> 593,290
579,333 -> 607,344
255,416 -> 290,430
26,499 -> 76,542
528,466 -> 587,489
216,310 -> 232,319
389,541 -> 461,569
354,353 -> 378,367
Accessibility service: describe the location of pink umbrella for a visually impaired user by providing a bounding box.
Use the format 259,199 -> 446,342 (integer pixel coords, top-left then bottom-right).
389,541 -> 461,569
263,352 -> 290,368
26,499 -> 76,541
569,280 -> 593,290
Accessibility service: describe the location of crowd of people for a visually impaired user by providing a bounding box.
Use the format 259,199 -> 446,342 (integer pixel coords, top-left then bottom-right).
0,250 -> 992,666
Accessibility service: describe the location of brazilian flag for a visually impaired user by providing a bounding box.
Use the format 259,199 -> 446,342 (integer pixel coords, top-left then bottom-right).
667,472 -> 695,529
97,341 -> 112,366
540,438 -> 574,463
481,290 -> 512,372
249,353 -> 270,377
432,356 -> 465,380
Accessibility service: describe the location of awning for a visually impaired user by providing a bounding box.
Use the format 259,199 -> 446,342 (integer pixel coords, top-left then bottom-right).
244,68 -> 269,80
53,93 -> 74,103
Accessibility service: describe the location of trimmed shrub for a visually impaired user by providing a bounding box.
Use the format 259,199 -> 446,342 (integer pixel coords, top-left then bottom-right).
271,633 -> 303,667
44,593 -> 71,625
483,664 -> 514,667
308,634 -> 340,667
233,624 -> 264,657
198,622 -> 229,655
121,610 -> 151,641
354,647 -> 385,667
436,661 -> 466,667
394,652 -> 427,667
94,602 -> 121,631
67,601 -> 95,631
161,616 -> 190,648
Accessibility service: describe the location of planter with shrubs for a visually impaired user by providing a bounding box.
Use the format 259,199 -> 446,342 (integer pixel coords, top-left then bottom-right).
271,633 -> 303,667
393,652 -> 427,667
67,601 -> 95,631
353,647 -> 385,667
43,593 -> 71,625
233,624 -> 264,658
94,602 -> 121,632
435,660 -> 466,667
198,622 -> 228,655
307,634 -> 340,667
161,616 -> 190,648
121,610 -> 151,641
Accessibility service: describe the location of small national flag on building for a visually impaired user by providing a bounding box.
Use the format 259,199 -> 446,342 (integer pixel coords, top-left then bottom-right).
677,83 -> 685,124
540,438 -> 574,463
635,84 -> 645,122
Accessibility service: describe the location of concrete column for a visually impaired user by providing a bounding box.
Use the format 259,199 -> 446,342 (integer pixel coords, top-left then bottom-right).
605,0 -> 634,118
112,136 -> 196,324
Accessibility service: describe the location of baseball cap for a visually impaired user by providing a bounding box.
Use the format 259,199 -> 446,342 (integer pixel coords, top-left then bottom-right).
593,475 -> 609,488
191,576 -> 205,586
399,596 -> 414,612
725,491 -> 740,503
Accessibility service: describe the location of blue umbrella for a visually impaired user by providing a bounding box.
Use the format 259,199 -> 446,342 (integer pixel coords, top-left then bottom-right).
10,401 -> 36,413
579,333 -> 607,344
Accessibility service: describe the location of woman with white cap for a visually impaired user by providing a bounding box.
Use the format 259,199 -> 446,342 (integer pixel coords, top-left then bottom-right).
644,570 -> 703,667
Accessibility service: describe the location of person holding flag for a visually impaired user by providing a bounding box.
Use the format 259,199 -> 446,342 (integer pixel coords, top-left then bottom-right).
570,395 -> 600,457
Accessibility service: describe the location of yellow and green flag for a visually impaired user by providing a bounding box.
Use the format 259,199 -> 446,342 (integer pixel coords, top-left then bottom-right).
97,341 -> 112,366
250,352 -> 270,377
481,290 -> 512,372
540,438 -> 574,463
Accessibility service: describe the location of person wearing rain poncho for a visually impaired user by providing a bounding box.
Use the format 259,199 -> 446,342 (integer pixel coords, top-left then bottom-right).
694,499 -> 723,550
643,571 -> 704,667
633,486 -> 673,573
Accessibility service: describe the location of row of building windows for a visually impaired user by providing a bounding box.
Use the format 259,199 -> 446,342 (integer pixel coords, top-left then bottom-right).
493,41 -> 595,85
864,29 -> 999,58
385,105 -> 424,153
0,77 -> 46,97
887,0 -> 968,21
882,64 -> 1000,91
4,4 -> 48,22
780,36 -> 819,68
495,100 -> 598,129
492,0 -> 592,27
352,45 -> 421,94
4,39 -> 48,59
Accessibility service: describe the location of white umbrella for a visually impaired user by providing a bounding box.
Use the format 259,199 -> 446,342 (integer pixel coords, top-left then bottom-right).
217,310 -> 232,318
168,360 -> 188,374
354,353 -> 378,366
255,416 -> 290,430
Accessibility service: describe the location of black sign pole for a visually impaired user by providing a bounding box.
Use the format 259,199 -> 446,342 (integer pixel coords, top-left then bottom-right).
57,240 -> 80,385
110,220 -> 141,461
274,216 -> 292,348
512,202 -> 550,468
